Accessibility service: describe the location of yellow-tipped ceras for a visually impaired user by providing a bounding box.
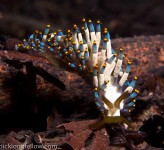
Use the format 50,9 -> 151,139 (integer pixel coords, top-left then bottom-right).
16,19 -> 139,129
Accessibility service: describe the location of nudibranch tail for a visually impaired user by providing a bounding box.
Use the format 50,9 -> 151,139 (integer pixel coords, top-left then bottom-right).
90,116 -> 132,129
17,19 -> 139,128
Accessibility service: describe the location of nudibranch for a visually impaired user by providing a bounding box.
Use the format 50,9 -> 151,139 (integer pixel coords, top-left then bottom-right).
16,19 -> 139,128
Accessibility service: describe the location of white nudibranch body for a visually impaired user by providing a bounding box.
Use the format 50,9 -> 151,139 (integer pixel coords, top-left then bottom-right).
16,19 -> 139,119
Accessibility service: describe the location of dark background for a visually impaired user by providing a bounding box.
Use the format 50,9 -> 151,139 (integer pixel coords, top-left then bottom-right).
0,0 -> 164,39
0,1 -> 164,143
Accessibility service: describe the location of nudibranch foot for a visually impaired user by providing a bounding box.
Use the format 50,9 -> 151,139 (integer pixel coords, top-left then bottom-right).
90,116 -> 132,130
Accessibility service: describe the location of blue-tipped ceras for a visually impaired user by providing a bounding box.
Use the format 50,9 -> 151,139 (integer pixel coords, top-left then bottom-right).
16,18 -> 139,129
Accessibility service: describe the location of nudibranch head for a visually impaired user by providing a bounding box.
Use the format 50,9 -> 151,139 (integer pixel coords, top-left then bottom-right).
16,19 -> 139,128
